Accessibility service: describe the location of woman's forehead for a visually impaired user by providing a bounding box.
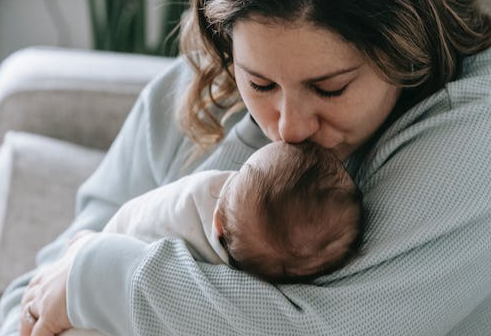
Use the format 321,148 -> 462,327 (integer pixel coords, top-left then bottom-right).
232,20 -> 363,79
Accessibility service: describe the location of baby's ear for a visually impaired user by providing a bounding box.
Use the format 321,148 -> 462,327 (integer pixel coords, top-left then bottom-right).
213,207 -> 224,237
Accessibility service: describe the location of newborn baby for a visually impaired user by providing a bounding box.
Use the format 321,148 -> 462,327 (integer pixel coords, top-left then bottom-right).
104,142 -> 364,283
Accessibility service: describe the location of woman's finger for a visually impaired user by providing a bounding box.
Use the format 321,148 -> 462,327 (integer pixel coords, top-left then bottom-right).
20,283 -> 39,336
20,232 -> 98,336
21,280 -> 41,307
31,317 -> 57,336
19,302 -> 38,336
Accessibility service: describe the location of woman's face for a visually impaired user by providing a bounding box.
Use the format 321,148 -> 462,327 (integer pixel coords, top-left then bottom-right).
232,20 -> 401,160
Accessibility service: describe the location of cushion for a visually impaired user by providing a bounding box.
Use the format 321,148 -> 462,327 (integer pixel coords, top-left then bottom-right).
0,132 -> 104,292
0,47 -> 174,150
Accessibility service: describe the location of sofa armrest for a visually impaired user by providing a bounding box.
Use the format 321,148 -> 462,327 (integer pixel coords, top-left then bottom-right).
0,47 -> 174,150
0,132 -> 105,293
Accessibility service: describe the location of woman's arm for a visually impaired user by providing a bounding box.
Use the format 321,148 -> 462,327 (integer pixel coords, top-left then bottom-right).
66,86 -> 491,336
15,50 -> 491,335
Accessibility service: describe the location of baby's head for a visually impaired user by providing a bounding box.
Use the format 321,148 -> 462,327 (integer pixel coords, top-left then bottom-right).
214,142 -> 364,283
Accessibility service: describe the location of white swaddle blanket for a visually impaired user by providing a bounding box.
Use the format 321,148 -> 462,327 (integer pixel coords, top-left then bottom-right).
103,170 -> 234,265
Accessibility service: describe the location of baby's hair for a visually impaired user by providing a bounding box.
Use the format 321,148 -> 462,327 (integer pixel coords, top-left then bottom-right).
217,142 -> 364,283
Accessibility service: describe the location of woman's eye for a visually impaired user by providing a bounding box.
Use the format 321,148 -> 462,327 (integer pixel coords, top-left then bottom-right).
249,81 -> 277,92
313,85 -> 348,98
248,80 -> 348,98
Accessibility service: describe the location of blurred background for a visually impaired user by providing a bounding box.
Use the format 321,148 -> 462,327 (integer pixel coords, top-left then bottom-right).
0,0 -> 490,63
0,0 -> 188,62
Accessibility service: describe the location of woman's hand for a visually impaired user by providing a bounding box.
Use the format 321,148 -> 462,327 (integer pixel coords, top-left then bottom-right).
19,231 -> 98,336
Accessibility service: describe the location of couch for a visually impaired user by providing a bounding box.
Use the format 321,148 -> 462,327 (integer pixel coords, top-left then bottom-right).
0,47 -> 174,294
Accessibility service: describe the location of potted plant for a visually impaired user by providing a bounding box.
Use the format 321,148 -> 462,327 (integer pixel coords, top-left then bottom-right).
87,0 -> 188,56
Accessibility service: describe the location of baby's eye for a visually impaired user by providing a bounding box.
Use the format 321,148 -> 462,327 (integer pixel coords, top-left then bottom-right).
249,81 -> 277,92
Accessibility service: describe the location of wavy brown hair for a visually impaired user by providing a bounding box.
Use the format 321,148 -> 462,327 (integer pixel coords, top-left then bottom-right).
179,0 -> 491,152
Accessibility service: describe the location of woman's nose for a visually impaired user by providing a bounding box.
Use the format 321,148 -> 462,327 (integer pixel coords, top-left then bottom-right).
277,100 -> 319,143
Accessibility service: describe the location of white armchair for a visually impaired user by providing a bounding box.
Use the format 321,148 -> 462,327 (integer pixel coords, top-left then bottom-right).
0,47 -> 174,293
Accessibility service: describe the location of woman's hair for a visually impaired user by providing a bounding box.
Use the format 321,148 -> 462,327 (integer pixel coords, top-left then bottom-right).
179,0 -> 491,151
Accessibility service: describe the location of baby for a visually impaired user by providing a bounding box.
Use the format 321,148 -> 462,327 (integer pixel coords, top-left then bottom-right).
104,142 -> 364,283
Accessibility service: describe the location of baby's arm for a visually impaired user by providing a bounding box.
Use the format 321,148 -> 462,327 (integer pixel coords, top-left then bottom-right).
101,171 -> 226,250
102,197 -> 142,235
101,189 -> 170,243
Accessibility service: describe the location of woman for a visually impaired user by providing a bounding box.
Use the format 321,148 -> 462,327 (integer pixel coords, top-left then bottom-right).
2,0 -> 491,335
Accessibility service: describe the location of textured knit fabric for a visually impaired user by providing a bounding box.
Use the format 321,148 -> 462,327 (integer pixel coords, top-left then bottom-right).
103,169 -> 234,265
1,47 -> 490,336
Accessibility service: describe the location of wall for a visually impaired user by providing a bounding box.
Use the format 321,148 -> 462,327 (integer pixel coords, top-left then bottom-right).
0,0 -> 170,63
0,0 -> 91,62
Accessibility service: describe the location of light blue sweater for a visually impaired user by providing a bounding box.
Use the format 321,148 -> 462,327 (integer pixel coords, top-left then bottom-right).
2,47 -> 491,336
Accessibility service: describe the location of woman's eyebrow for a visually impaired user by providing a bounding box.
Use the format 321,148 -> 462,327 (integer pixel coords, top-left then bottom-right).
235,63 -> 272,80
235,62 -> 361,83
305,65 -> 362,83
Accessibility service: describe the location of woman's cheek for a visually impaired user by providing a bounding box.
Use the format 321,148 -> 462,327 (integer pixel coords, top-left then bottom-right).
249,105 -> 279,140
236,83 -> 274,131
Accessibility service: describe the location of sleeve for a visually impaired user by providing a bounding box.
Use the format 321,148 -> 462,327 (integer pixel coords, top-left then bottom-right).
66,91 -> 491,336
0,58 -> 187,336
102,195 -> 146,236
